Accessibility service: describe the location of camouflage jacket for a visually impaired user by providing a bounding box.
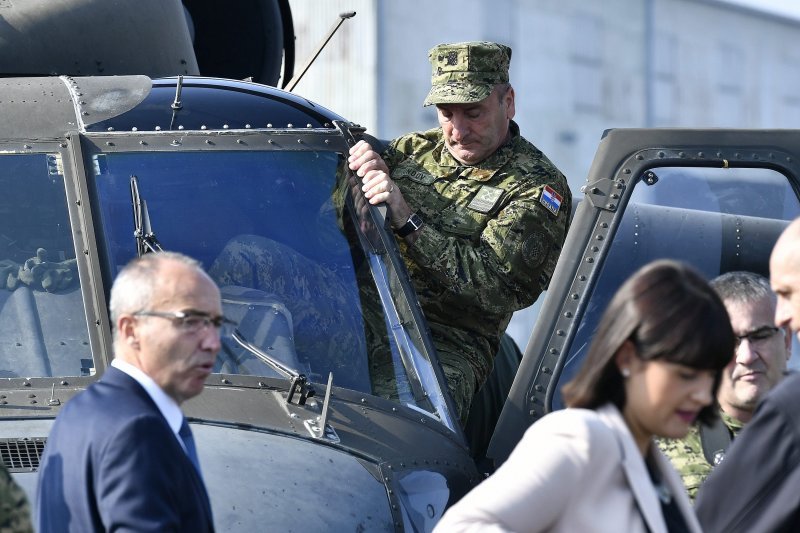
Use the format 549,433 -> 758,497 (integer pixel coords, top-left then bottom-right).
383,121 -> 570,384
658,411 -> 744,502
0,461 -> 32,533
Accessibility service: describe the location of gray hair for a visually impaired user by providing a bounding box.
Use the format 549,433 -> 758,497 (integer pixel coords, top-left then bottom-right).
109,252 -> 204,342
710,271 -> 775,306
495,82 -> 512,103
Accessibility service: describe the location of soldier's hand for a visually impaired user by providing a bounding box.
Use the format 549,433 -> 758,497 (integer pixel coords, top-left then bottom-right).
360,170 -> 416,232
348,141 -> 415,238
361,169 -> 397,206
348,140 -> 390,177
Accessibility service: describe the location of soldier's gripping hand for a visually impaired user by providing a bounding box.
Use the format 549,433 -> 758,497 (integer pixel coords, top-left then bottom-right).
348,141 -> 419,242
348,141 -> 397,205
348,140 -> 390,177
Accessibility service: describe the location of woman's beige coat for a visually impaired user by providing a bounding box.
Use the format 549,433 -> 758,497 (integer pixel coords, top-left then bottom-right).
435,404 -> 701,533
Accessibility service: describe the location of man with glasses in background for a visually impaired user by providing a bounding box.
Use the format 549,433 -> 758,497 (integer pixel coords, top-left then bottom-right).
37,252 -> 231,532
659,270 -> 791,501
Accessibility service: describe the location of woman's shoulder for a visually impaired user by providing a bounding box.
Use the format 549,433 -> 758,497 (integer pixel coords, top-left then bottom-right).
529,406 -> 621,451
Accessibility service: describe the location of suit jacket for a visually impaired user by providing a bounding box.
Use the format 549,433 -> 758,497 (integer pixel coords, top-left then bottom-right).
434,404 -> 700,533
696,371 -> 800,533
36,366 -> 214,532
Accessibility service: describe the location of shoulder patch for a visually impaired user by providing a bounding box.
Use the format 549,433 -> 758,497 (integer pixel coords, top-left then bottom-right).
539,185 -> 562,216
467,185 -> 504,213
522,230 -> 548,268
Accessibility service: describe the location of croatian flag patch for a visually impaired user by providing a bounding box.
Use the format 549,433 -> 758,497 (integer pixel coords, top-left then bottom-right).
540,185 -> 562,216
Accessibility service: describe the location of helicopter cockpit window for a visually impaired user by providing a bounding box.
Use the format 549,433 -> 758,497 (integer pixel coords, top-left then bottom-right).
0,154 -> 90,378
89,149 -> 452,424
553,166 -> 800,409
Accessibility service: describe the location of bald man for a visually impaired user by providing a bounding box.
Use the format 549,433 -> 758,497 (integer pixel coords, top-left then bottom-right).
696,218 -> 800,532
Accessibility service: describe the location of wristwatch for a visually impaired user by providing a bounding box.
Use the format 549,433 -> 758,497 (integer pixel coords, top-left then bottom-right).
395,212 -> 424,237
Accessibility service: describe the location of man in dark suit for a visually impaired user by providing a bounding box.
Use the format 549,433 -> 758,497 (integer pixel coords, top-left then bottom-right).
37,252 -> 225,532
696,218 -> 800,532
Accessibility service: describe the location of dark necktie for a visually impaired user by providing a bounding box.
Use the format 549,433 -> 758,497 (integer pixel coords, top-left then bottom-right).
179,418 -> 202,477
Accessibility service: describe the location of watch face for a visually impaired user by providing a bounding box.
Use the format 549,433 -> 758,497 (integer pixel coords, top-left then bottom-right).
396,212 -> 423,237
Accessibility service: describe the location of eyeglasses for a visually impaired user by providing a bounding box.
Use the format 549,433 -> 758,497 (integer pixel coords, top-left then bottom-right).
734,326 -> 781,348
133,310 -> 237,334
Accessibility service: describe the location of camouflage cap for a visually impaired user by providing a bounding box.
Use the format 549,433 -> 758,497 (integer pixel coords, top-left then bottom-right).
423,41 -> 511,107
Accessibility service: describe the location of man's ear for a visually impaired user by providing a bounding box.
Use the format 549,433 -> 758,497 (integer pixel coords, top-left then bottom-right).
505,86 -> 516,120
118,315 -> 140,349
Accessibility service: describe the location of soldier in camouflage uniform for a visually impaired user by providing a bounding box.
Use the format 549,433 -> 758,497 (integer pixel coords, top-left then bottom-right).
659,271 -> 791,501
349,41 -> 571,425
0,460 -> 31,533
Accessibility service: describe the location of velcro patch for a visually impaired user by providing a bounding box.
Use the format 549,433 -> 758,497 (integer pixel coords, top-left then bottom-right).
467,185 -> 504,213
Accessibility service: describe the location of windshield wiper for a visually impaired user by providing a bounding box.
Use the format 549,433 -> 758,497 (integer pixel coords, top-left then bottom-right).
130,175 -> 163,256
229,329 -> 316,405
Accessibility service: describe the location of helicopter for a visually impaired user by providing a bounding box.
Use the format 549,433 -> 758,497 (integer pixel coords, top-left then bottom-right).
0,2 -> 483,530
2,1 -> 800,531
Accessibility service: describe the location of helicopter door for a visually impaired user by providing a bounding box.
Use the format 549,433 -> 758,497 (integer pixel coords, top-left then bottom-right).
489,129 -> 800,465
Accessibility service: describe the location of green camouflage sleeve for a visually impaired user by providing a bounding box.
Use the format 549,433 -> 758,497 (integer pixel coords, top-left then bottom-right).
0,462 -> 32,533
408,199 -> 567,310
657,428 -> 712,503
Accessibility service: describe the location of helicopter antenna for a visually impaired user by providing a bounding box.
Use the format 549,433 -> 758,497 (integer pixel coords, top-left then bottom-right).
284,11 -> 355,92
171,75 -> 184,110
130,175 -> 164,256
169,75 -> 184,130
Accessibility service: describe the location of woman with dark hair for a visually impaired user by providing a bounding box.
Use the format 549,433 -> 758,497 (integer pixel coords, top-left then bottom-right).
435,260 -> 734,533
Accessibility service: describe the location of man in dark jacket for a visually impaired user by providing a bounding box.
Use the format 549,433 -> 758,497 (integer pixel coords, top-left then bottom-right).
37,252 -> 222,532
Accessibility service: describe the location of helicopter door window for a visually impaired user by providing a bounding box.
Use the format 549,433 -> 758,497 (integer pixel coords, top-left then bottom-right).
554,166 -> 800,409
0,154 -> 90,378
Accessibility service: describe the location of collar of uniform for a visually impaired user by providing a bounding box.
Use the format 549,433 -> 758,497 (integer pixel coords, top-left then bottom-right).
434,120 -> 521,182
720,410 -> 745,435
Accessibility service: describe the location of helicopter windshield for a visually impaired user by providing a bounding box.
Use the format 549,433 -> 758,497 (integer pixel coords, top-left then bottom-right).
89,147 -> 451,422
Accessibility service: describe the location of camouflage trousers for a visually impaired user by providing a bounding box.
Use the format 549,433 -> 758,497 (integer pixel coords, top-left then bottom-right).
369,345 -> 484,427
0,462 -> 32,532
433,324 -> 495,427
439,351 -> 480,427
368,314 -> 494,427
